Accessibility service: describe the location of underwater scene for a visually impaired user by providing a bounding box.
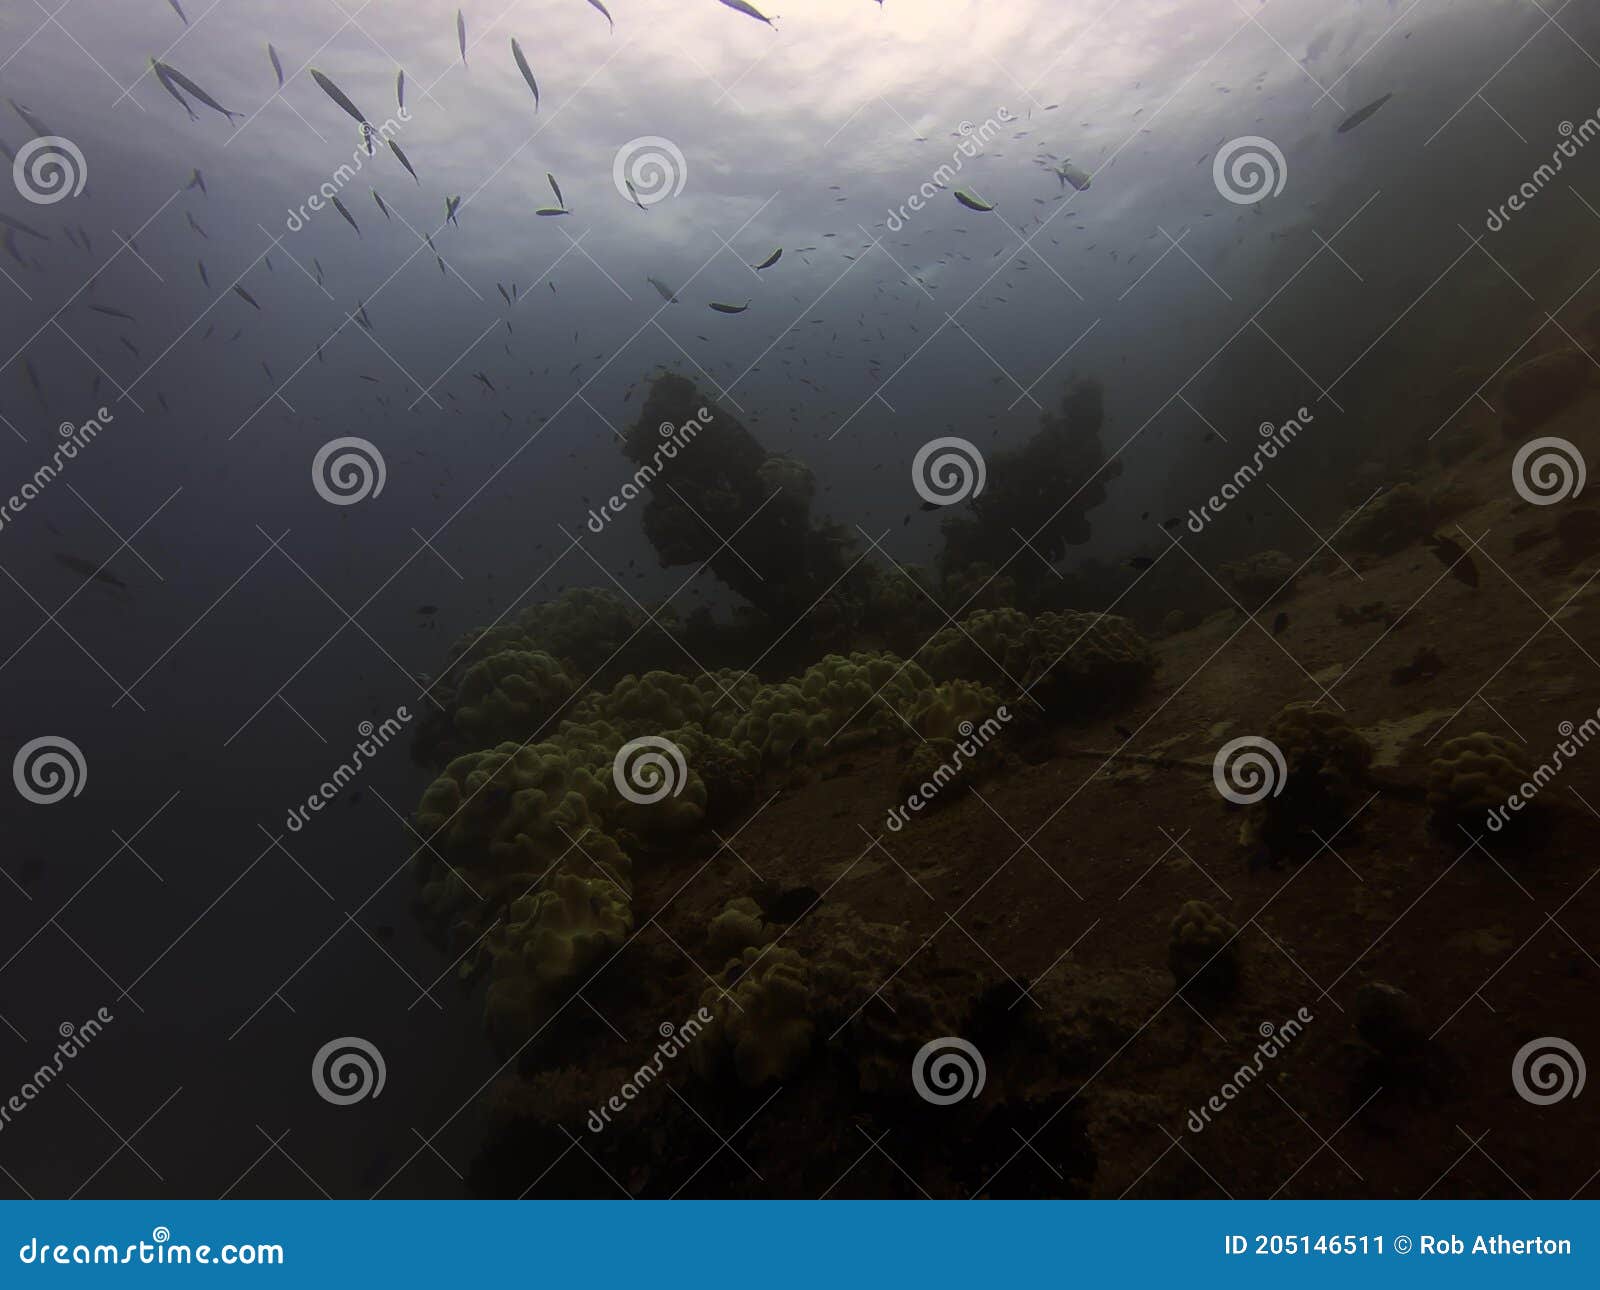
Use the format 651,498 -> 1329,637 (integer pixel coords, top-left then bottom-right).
0,0 -> 1597,1201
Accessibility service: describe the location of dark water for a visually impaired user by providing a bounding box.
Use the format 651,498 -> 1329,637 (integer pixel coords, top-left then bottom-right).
1,0 -> 1597,1198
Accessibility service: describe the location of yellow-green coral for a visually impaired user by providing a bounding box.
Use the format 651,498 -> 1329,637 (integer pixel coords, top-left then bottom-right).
920,608 -> 1153,718
415,739 -> 627,892
1219,550 -> 1298,604
1426,731 -> 1531,819
706,897 -> 770,962
1338,483 -> 1432,557
1168,900 -> 1238,995
452,649 -> 577,749
484,874 -> 633,1044
1267,702 -> 1373,797
692,946 -> 815,1086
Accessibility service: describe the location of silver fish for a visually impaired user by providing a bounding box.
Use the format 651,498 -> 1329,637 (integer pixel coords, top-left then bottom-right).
586,0 -> 614,33
8,99 -> 52,139
332,195 -> 361,236
1336,92 -> 1393,134
647,276 -> 679,303
445,195 -> 461,226
709,300 -> 751,313
268,43 -> 285,88
168,0 -> 188,25
186,167 -> 206,193
546,172 -> 565,209
310,68 -> 369,129
511,38 -> 539,111
457,10 -> 467,66
396,68 -> 405,111
751,248 -> 782,270
0,210 -> 48,240
372,188 -> 391,219
148,63 -> 197,120
389,139 -> 418,182
89,303 -> 135,322
716,0 -> 775,27
197,258 -> 209,287
233,284 -> 261,310
953,188 -> 995,212
154,61 -> 240,122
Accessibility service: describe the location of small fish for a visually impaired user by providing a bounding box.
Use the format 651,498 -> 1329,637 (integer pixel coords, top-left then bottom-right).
360,122 -> 374,156
310,68 -> 369,129
23,357 -> 45,407
153,61 -> 240,122
332,195 -> 360,236
262,361 -> 274,383
511,38 -> 539,110
396,68 -> 405,111
389,139 -> 418,183
89,303 -> 135,322
0,210 -> 47,240
586,0 -> 615,33
265,255 -> 274,274
1126,555 -> 1154,571
186,167 -> 206,194
954,188 -> 995,212
457,10 -> 468,65
546,172 -> 565,209
1271,611 -> 1289,636
148,62 -> 198,120
535,207 -> 568,216
445,195 -> 461,226
186,211 -> 207,238
167,0 -> 188,26
372,188 -> 391,220
624,179 -> 648,211
1336,92 -> 1393,134
472,371 -> 495,392
233,284 -> 261,310
709,300 -> 751,314
313,257 -> 325,284
267,43 -> 285,88
497,283 -> 511,305
55,553 -> 127,590
751,248 -> 782,271
716,0 -> 776,27
647,276 -> 679,303
417,604 -> 438,615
